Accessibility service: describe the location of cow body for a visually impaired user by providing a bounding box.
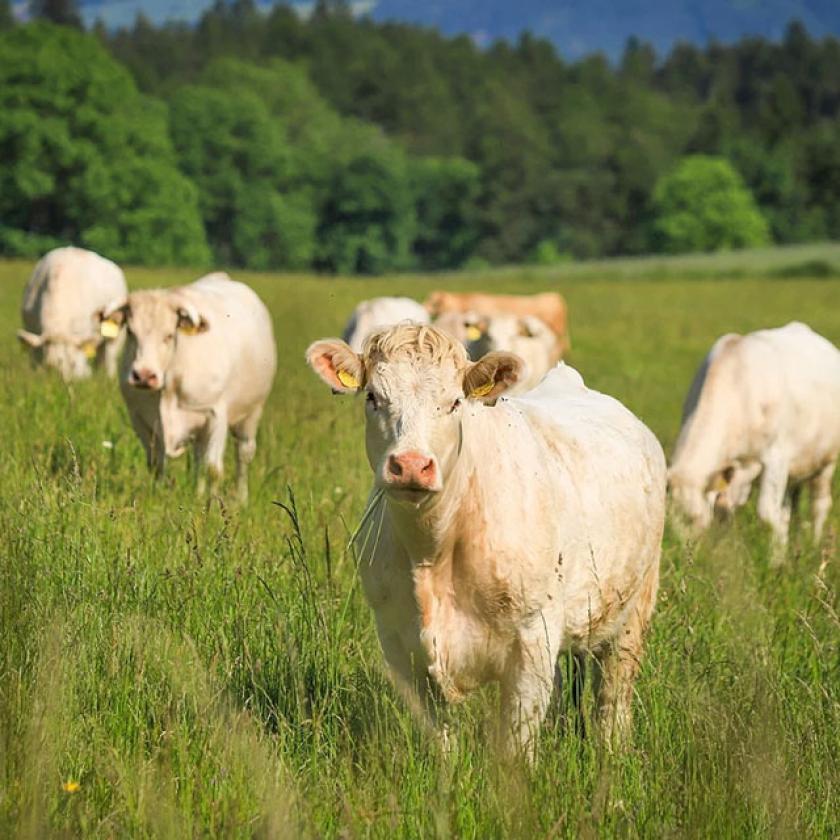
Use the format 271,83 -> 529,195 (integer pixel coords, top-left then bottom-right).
307,325 -> 665,755
113,273 -> 276,501
342,296 -> 429,352
18,247 -> 127,380
425,290 -> 570,356
669,321 -> 840,551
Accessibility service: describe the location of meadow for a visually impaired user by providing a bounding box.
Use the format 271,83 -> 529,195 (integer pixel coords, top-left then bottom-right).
0,247 -> 838,838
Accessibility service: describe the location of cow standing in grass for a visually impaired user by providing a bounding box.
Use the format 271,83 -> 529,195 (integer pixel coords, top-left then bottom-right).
342,296 -> 430,352
307,324 -> 665,757
104,272 -> 276,501
17,247 -> 127,380
669,321 -> 840,555
425,290 -> 570,357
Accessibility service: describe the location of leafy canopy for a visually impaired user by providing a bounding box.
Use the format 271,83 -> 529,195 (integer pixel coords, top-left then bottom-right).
0,23 -> 210,265
651,155 -> 770,253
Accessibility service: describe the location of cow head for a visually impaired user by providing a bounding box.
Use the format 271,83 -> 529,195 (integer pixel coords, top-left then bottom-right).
668,461 -> 759,532
307,324 -> 523,503
106,290 -> 209,392
17,327 -> 106,381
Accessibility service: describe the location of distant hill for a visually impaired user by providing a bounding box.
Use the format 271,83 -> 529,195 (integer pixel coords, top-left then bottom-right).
73,0 -> 840,59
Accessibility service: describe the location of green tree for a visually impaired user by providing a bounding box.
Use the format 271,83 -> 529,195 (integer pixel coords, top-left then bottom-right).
0,0 -> 13,30
651,155 -> 770,253
0,23 -> 209,264
409,156 -> 480,269
30,0 -> 82,28
317,145 -> 416,274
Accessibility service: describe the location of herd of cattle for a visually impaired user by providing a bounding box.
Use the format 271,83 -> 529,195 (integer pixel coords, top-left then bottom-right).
16,245 -> 840,756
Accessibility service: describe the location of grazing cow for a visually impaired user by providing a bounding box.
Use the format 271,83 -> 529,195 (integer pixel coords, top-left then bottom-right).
669,321 -> 840,553
104,272 -> 276,501
17,247 -> 127,380
470,314 -> 560,393
307,324 -> 665,757
425,290 -> 570,355
342,296 -> 430,352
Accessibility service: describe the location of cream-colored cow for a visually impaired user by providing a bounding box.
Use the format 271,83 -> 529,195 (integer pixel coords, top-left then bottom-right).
425,290 -> 570,356
104,272 -> 276,501
669,321 -> 840,554
342,296 -> 429,352
307,324 -> 665,757
469,314 -> 560,393
18,247 -> 127,380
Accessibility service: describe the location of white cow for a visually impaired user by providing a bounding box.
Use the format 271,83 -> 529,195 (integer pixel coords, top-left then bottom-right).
104,272 -> 276,501
17,247 -> 127,380
470,314 -> 560,393
307,324 -> 666,756
669,321 -> 840,552
342,296 -> 429,352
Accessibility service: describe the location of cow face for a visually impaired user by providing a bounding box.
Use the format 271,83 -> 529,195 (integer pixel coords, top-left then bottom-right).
17,329 -> 100,380
108,291 -> 208,392
307,325 -> 523,503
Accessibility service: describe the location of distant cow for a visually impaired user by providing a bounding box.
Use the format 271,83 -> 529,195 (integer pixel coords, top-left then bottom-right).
469,314 -> 560,393
669,322 -> 840,553
104,272 -> 276,501
307,324 -> 665,757
17,247 -> 127,380
425,290 -> 570,355
342,296 -> 429,352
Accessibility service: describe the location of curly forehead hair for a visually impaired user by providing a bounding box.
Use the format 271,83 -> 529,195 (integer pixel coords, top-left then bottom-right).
362,323 -> 469,369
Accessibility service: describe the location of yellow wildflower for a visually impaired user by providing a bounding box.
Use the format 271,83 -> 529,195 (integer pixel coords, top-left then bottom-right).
61,781 -> 81,794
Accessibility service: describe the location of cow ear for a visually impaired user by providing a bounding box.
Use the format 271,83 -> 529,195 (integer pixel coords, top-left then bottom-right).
464,351 -> 524,402
306,339 -> 365,393
518,316 -> 542,338
99,299 -> 128,338
17,329 -> 45,349
177,305 -> 209,335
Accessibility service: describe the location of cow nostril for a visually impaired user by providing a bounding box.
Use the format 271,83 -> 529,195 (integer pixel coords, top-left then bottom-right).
421,459 -> 434,474
388,455 -> 403,477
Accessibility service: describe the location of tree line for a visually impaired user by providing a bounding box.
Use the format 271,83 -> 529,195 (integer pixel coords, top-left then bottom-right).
1,0 -> 839,272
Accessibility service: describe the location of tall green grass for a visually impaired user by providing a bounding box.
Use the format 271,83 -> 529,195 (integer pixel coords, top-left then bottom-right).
0,256 -> 838,837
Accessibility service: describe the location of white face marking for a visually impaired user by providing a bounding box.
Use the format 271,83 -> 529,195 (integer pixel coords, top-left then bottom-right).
123,294 -> 180,389
364,355 -> 465,496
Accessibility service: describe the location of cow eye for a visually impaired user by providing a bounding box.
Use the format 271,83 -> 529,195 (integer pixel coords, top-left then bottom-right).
366,391 -> 378,410
449,398 -> 462,414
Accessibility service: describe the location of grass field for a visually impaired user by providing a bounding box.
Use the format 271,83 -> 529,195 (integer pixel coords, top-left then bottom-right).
0,248 -> 838,838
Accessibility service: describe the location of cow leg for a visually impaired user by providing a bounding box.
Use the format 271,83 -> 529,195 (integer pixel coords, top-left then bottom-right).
810,460 -> 836,541
500,617 -> 562,760
378,628 -> 444,735
757,456 -> 791,561
129,409 -> 165,477
592,561 -> 658,747
196,407 -> 228,494
232,405 -> 264,504
102,334 -> 123,379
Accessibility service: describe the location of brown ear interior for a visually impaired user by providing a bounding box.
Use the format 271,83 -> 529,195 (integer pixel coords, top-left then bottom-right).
177,310 -> 209,334
306,340 -> 364,393
464,352 -> 524,401
99,304 -> 128,326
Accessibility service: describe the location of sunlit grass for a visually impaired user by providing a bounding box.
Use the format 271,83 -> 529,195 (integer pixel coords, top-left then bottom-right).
0,252 -> 838,836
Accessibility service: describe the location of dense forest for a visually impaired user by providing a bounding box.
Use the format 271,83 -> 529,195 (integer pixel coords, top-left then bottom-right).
2,0 -> 840,272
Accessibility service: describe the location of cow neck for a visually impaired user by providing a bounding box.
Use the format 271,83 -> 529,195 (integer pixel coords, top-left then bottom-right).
384,422 -> 473,567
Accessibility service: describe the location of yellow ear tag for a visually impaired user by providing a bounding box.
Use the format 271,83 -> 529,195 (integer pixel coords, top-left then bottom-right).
466,325 -> 482,341
179,323 -> 200,336
82,340 -> 98,360
100,319 -> 120,339
337,370 -> 360,389
470,380 -> 494,398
